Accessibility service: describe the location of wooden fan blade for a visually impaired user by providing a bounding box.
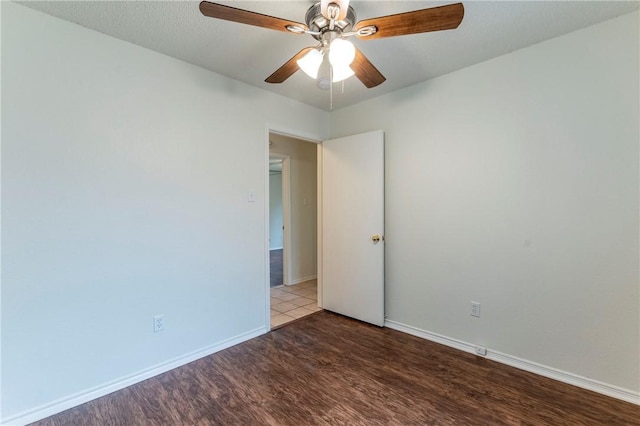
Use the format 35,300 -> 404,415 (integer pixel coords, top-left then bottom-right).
265,47 -> 314,84
351,48 -> 386,88
354,3 -> 464,40
199,2 -> 309,33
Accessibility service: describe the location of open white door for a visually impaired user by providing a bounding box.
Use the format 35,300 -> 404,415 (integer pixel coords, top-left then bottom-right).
321,130 -> 384,326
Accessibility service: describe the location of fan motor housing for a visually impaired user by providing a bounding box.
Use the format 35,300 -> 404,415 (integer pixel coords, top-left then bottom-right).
305,2 -> 356,40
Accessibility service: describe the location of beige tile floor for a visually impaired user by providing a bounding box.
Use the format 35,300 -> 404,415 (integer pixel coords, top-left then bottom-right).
271,279 -> 321,328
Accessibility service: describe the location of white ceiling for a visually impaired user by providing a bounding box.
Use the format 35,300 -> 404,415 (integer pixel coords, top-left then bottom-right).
19,0 -> 639,111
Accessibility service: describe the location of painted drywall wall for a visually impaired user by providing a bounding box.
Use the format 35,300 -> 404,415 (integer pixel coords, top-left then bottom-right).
331,11 -> 640,394
269,172 -> 284,250
269,134 -> 318,284
1,2 -> 328,422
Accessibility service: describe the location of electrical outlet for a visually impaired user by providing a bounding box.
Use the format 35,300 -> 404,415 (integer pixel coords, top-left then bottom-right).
470,302 -> 481,318
153,314 -> 165,333
475,346 -> 487,356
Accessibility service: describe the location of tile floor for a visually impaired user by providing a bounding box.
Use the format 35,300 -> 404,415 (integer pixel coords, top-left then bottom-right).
271,279 -> 321,328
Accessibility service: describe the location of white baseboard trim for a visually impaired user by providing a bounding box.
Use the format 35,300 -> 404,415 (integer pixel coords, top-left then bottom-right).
1,326 -> 268,426
287,275 -> 317,286
384,319 -> 640,406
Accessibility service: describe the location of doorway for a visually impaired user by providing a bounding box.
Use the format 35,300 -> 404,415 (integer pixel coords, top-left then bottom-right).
269,156 -> 286,287
268,132 -> 320,328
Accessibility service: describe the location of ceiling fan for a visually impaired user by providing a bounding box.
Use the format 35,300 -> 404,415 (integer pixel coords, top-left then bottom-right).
199,0 -> 464,89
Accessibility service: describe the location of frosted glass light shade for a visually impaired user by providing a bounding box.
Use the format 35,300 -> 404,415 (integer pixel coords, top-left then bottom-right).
329,39 -> 356,68
297,49 -> 324,79
332,64 -> 354,82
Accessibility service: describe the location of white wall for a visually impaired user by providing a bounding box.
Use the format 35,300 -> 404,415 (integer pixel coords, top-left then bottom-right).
270,134 -> 318,284
269,172 -> 284,249
3,2 -> 638,421
0,2 -> 328,423
331,11 -> 640,395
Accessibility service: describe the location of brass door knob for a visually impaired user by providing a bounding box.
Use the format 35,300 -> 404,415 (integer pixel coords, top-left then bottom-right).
372,234 -> 381,243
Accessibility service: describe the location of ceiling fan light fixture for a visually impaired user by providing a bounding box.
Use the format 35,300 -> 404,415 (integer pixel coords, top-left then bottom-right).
332,63 -> 354,82
328,38 -> 355,67
297,48 -> 324,79
318,76 -> 331,90
201,1 -> 465,90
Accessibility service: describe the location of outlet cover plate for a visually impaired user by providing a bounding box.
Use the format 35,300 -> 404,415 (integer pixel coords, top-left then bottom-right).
471,302 -> 481,317
153,314 -> 165,333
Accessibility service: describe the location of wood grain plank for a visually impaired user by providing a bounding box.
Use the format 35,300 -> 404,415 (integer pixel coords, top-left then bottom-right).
355,3 -> 464,40
30,312 -> 640,425
351,47 -> 386,88
265,47 -> 314,84
199,2 -> 308,34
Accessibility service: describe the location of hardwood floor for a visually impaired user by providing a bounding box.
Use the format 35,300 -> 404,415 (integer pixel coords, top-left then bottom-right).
31,311 -> 639,425
269,249 -> 283,288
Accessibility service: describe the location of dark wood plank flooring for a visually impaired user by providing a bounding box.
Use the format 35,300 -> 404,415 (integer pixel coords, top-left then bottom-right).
270,249 -> 283,287
31,311 -> 639,425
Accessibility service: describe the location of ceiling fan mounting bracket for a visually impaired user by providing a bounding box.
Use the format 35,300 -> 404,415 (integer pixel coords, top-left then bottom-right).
305,2 -> 356,41
320,30 -> 339,48
356,25 -> 377,37
285,25 -> 306,34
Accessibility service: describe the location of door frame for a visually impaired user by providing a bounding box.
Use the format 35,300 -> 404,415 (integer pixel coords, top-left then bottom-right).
264,123 -> 323,329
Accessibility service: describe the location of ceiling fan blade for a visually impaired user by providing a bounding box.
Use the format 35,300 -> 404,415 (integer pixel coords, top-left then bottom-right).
354,3 -> 464,40
265,47 -> 315,84
199,1 -> 309,33
351,48 -> 386,88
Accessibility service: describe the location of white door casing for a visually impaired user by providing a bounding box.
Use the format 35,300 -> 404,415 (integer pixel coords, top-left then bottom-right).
321,130 -> 384,326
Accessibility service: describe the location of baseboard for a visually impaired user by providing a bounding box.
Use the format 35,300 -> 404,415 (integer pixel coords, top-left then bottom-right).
287,275 -> 317,286
384,319 -> 640,406
1,326 -> 268,426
